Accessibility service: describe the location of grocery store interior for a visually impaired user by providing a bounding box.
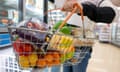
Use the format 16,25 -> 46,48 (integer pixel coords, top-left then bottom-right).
0,0 -> 120,72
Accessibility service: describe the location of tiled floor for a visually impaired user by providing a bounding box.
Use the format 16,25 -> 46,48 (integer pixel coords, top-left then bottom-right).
0,41 -> 120,72
87,41 -> 120,72
0,46 -> 13,55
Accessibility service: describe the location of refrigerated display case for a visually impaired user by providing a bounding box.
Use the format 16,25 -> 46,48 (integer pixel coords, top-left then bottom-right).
25,0 -> 54,23
111,7 -> 120,47
25,0 -> 44,20
0,0 -> 50,47
116,23 -> 120,41
111,20 -> 120,47
95,23 -> 111,42
0,0 -> 18,47
99,24 -> 111,42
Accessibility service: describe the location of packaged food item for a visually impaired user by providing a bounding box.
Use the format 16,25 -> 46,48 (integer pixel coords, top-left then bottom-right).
25,17 -> 49,31
13,18 -> 51,52
71,27 -> 83,37
49,34 -> 75,54
60,46 -> 75,63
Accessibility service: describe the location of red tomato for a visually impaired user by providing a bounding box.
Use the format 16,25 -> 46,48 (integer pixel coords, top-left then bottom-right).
22,44 -> 33,55
13,39 -> 24,55
13,39 -> 33,56
13,39 -> 21,48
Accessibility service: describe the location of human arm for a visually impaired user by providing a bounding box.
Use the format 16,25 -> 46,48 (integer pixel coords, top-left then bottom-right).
61,0 -> 116,23
78,3 -> 116,23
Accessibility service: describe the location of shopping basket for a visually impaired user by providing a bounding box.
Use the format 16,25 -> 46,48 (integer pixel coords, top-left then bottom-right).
8,3 -> 94,69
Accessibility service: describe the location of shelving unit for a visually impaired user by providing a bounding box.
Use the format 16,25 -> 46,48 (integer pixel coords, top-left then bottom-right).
116,22 -> 120,41
0,24 -> 11,48
111,10 -> 120,47
112,23 -> 120,47
98,24 -> 111,42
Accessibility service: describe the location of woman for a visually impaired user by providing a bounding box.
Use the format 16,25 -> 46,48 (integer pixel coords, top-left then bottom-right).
62,1 -> 119,72
43,0 -> 119,72
57,0 -> 119,24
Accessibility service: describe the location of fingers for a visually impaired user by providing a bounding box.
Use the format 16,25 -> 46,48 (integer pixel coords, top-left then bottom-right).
61,0 -> 83,13
61,0 -> 76,11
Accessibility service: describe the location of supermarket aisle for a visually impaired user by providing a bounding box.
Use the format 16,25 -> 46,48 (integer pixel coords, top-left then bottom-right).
87,41 -> 120,72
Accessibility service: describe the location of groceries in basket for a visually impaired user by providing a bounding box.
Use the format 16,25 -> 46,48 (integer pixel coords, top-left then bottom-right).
37,50 -> 61,68
49,34 -> 75,53
11,18 -> 78,69
9,3 -> 94,69
53,20 -> 72,35
24,17 -> 49,31
18,50 -> 61,68
13,37 -> 76,69
12,18 -> 51,51
13,38 -> 34,56
52,20 -> 84,36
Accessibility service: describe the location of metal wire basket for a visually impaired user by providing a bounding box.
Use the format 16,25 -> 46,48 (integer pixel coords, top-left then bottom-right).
0,55 -> 30,72
8,3 -> 94,69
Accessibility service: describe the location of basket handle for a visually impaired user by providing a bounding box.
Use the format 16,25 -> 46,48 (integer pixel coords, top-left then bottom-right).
60,3 -> 86,38
59,3 -> 84,29
45,3 -> 85,38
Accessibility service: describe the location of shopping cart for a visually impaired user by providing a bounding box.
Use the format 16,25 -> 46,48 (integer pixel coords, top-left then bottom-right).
8,3 -> 94,70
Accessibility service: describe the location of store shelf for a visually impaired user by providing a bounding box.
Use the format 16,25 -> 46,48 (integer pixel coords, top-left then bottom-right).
111,41 -> 120,47
111,16 -> 120,47
99,26 -> 110,42
0,33 -> 11,48
0,27 -> 8,33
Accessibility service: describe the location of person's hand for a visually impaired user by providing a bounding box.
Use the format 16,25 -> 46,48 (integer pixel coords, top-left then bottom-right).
61,0 -> 82,13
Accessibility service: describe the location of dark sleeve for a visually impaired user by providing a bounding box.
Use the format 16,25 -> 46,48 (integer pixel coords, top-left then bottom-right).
78,3 -> 116,23
49,0 -> 54,3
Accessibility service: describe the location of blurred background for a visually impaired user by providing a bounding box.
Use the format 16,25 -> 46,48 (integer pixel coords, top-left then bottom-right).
0,0 -> 120,72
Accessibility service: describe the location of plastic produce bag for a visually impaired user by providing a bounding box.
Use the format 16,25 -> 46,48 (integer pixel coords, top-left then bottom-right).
12,17 -> 51,52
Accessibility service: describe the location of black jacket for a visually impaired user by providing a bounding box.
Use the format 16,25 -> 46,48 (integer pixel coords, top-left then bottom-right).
78,3 -> 116,23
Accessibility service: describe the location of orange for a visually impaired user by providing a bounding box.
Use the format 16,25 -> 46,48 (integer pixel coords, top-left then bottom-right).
47,62 -> 53,67
53,52 -> 60,59
45,54 -> 53,63
54,60 -> 60,65
37,59 -> 46,68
